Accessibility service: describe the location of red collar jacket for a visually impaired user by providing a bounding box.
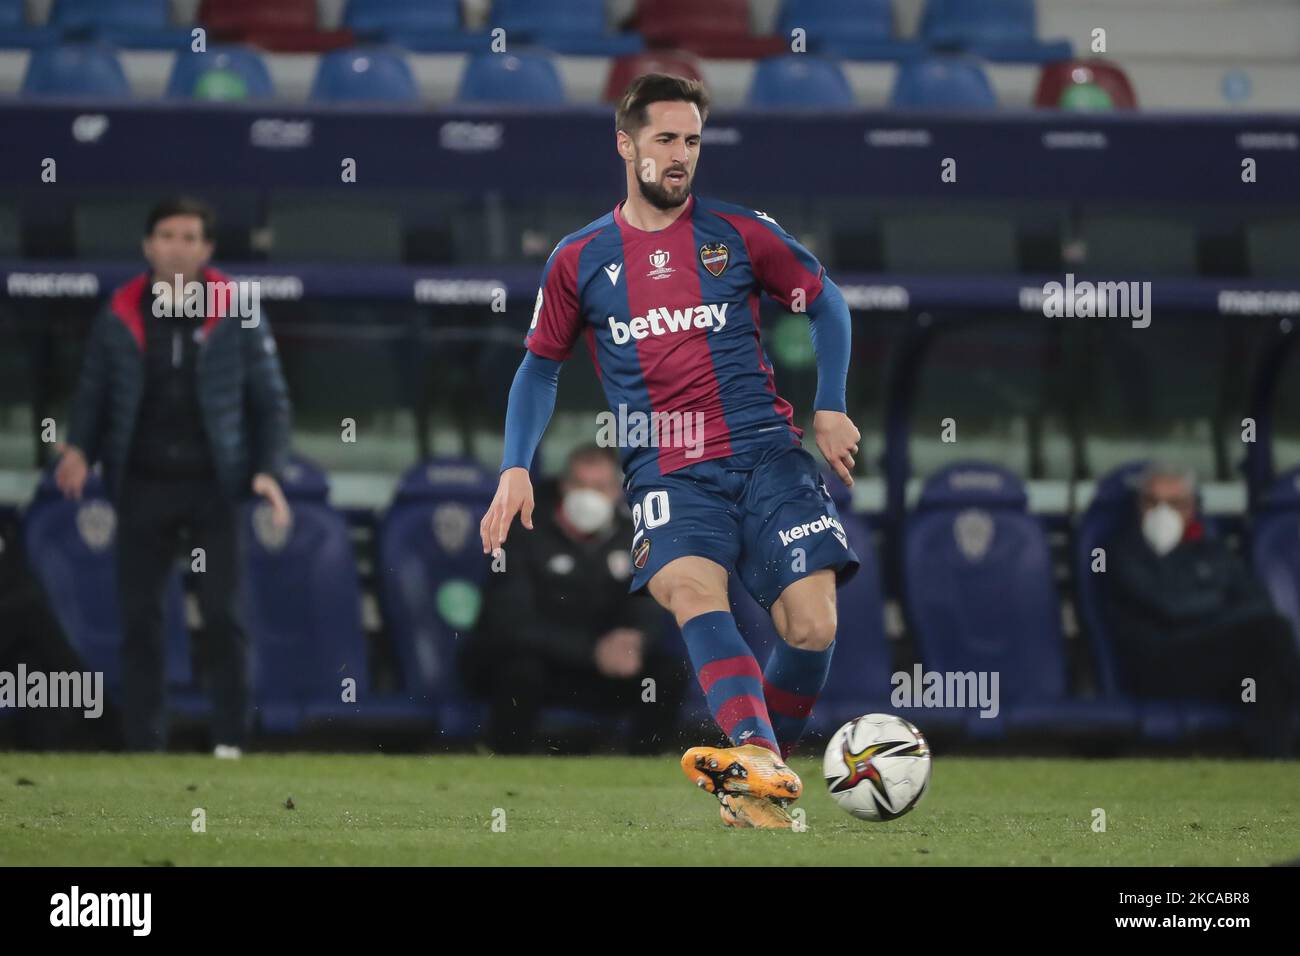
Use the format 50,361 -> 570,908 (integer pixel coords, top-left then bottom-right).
64,269 -> 292,501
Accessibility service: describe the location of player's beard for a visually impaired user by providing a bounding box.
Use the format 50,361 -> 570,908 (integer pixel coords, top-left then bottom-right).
635,159 -> 692,211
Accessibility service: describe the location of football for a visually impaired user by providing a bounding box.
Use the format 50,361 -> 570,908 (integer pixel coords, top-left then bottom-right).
823,714 -> 932,821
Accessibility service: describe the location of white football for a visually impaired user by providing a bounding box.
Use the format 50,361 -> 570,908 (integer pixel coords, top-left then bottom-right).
823,713 -> 932,821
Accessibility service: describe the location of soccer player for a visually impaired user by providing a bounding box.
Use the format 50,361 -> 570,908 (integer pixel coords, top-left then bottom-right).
479,74 -> 860,828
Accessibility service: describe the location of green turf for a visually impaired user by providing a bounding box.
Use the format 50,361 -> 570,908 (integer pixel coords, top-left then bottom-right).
1,753 -> 1297,866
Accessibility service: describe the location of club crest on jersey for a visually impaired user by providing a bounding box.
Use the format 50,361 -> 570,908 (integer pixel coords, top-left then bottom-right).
699,242 -> 729,277
632,536 -> 651,569
647,249 -> 675,281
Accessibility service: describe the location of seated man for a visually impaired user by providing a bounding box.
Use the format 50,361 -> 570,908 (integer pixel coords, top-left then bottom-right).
461,444 -> 685,754
1105,463 -> 1300,756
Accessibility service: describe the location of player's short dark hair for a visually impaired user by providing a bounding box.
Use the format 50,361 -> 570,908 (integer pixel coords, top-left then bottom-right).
566,443 -> 619,475
145,196 -> 215,241
615,73 -> 709,137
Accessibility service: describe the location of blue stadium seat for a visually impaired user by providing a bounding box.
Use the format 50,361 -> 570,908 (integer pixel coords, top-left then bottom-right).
494,0 -> 642,56
1074,461 -> 1238,742
0,0 -> 59,47
747,55 -> 855,109
345,0 -> 458,33
378,458 -> 497,738
50,0 -> 191,49
1074,461 -> 1146,698
905,462 -> 1136,739
343,0 -> 482,53
1250,465 -> 1300,648
889,55 -> 997,110
920,0 -> 1071,64
22,470 -> 198,713
243,457 -> 421,731
22,43 -> 131,98
457,51 -> 565,105
776,0 -> 919,60
310,47 -> 420,103
242,457 -> 426,733
167,45 -> 274,99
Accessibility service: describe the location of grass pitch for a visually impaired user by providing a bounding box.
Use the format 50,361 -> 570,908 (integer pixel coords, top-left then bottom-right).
1,753 -> 1297,866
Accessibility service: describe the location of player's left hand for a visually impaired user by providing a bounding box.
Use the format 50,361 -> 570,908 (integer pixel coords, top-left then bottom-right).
813,410 -> 860,488
252,473 -> 291,529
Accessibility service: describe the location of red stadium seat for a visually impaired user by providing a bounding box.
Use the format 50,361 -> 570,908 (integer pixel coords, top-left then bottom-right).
198,0 -> 354,53
602,50 -> 705,102
1034,58 -> 1137,110
634,0 -> 786,59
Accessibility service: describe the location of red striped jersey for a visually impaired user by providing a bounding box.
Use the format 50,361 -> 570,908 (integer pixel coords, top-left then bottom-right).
525,195 -> 827,481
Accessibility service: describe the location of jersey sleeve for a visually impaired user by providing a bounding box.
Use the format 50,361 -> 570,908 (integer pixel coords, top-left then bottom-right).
741,211 -> 826,312
524,241 -> 584,361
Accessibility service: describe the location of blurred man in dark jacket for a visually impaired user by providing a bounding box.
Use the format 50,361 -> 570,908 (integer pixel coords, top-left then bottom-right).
464,445 -> 685,753
53,197 -> 292,756
1105,464 -> 1300,755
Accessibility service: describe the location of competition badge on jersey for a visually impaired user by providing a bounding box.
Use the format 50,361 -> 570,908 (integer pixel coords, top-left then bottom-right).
632,536 -> 651,570
699,242 -> 729,277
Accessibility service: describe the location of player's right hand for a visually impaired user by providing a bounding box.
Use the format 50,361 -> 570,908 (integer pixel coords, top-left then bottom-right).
53,444 -> 89,501
480,466 -> 535,555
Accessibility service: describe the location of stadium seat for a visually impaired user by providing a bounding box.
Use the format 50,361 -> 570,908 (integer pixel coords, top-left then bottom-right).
72,197 -> 158,259
310,47 -> 420,104
377,458 -> 497,738
880,211 -> 1018,273
22,470 -> 197,708
494,0 -> 643,56
920,0 -> 1072,64
457,51 -> 565,105
889,55 -> 997,110
268,196 -> 404,262
747,55 -> 855,109
167,45 -> 274,100
1073,461 -> 1146,699
905,462 -> 1137,739
1034,59 -> 1137,111
634,0 -> 786,60
242,456 -> 426,732
49,0 -> 191,50
1079,214 -> 1199,277
775,0 -> 919,61
198,0 -> 353,53
1250,466 -> 1300,647
1074,461 -> 1238,741
0,0 -> 60,47
1245,219 -> 1300,279
0,201 -> 19,258
342,0 -> 482,53
21,43 -> 131,98
602,50 -> 705,102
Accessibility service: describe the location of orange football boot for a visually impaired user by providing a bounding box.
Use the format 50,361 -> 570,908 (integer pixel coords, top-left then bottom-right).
717,792 -> 796,829
681,743 -> 803,800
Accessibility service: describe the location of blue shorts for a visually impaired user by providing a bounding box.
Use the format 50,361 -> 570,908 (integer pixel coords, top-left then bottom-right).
623,444 -> 860,610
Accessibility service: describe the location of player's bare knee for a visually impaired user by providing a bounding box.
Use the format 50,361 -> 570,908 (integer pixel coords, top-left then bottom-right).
781,607 -> 837,650
655,576 -> 726,627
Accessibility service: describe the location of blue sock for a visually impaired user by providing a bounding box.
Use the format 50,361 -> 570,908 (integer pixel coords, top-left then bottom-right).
680,610 -> 779,754
763,641 -> 835,758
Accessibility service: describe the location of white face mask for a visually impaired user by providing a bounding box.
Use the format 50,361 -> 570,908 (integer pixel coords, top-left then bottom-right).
562,488 -> 614,535
1142,503 -> 1185,556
